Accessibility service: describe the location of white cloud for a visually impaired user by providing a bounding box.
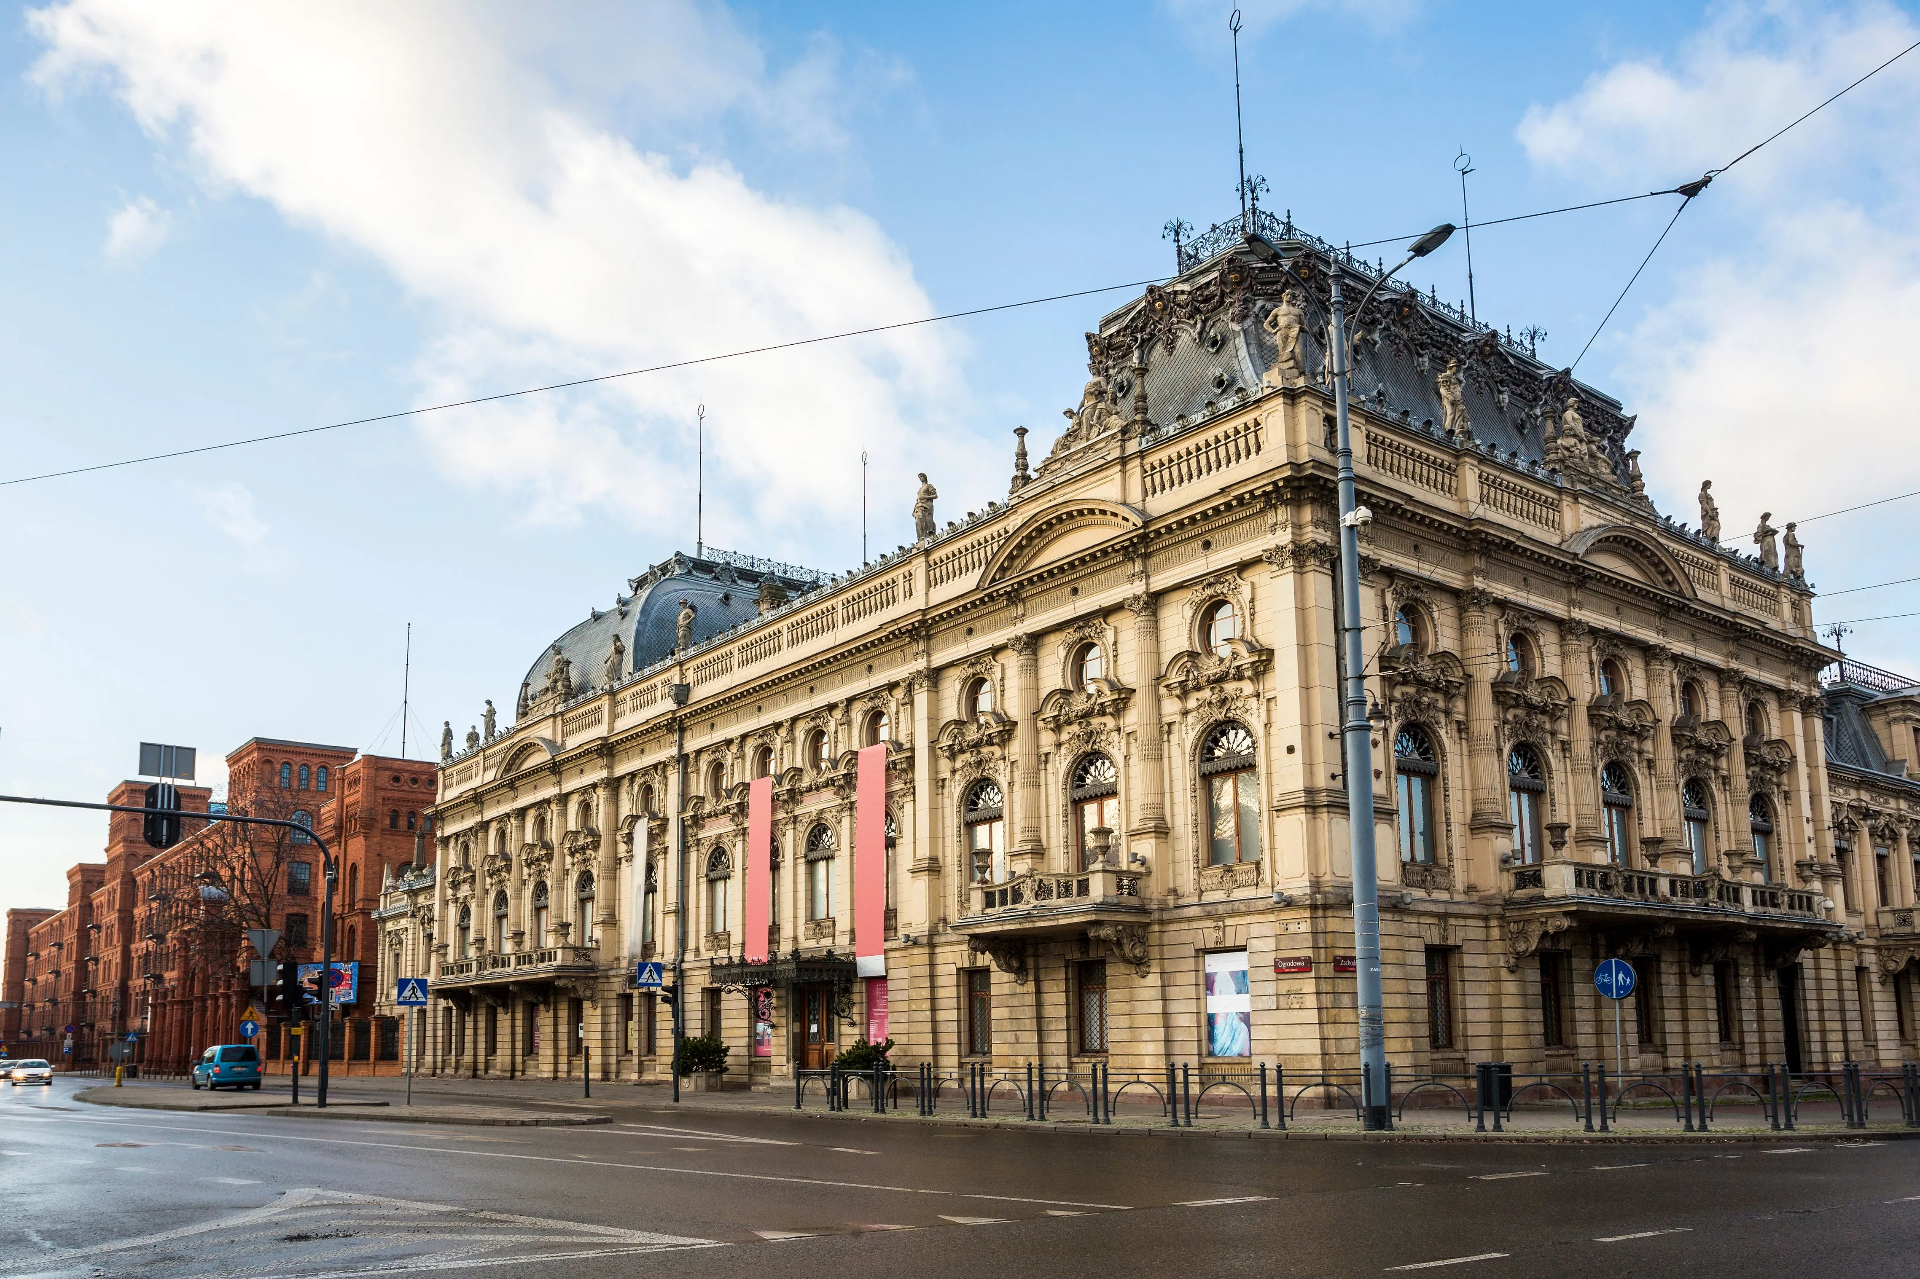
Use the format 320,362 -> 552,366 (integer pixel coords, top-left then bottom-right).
1514,2 -> 1920,672
192,480 -> 290,574
103,193 -> 169,259
29,1 -> 981,548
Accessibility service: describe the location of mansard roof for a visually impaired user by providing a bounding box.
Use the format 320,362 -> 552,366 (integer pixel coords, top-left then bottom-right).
1822,659 -> 1920,790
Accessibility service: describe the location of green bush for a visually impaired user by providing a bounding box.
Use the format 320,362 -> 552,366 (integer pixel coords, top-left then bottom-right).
675,1035 -> 730,1076
833,1037 -> 893,1071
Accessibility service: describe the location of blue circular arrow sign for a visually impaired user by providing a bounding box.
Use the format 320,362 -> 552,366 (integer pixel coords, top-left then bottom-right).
240,1019 -> 260,1039
1593,957 -> 1637,1000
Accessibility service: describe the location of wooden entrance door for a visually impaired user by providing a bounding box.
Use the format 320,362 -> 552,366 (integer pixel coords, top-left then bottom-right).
795,984 -> 835,1069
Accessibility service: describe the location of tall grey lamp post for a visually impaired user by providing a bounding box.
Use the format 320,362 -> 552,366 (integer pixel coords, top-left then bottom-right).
1246,222 -> 1454,1129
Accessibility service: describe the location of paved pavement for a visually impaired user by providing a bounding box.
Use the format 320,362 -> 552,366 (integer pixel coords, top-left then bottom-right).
6,1075 -> 1918,1277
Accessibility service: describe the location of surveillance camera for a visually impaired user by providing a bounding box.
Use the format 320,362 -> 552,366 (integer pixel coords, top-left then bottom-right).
1341,507 -> 1373,528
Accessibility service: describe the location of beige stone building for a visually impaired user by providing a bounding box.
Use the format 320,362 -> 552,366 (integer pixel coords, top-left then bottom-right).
390,215 -> 1920,1088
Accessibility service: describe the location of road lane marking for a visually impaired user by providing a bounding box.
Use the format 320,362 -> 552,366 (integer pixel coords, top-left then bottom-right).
1471,1171 -> 1546,1180
1886,1196 -> 1920,1202
1174,1196 -> 1275,1206
939,1215 -> 1009,1225
203,1176 -> 261,1185
1592,1163 -> 1649,1170
55,1113 -> 1134,1209
1596,1228 -> 1692,1242
852,1224 -> 915,1232
831,1148 -> 881,1155
1386,1253 -> 1509,1271
1761,1148 -> 1814,1154
754,1229 -> 819,1241
614,1123 -> 797,1146
1044,1210 -> 1088,1216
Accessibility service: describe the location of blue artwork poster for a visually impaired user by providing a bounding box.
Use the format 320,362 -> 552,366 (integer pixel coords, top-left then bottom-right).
1205,950 -> 1251,1057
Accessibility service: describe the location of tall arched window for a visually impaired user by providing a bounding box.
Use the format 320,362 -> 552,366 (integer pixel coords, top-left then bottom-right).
298,763 -> 310,790
280,763 -> 293,788
1598,659 -> 1625,700
1749,794 -> 1775,883
965,780 -> 1006,884
1678,682 -> 1703,722
493,890 -> 509,951
1201,599 -> 1238,657
1505,634 -> 1536,679
1682,779 -> 1713,876
705,849 -> 731,936
532,882 -> 550,946
864,710 -> 890,746
1507,745 -> 1545,865
576,871 -> 596,939
707,762 -> 726,798
806,729 -> 830,772
805,825 -> 835,920
1601,763 -> 1636,867
291,810 -> 313,845
407,810 -> 418,831
640,784 -> 657,816
456,904 -> 472,958
346,863 -> 358,906
965,677 -> 994,719
1072,642 -> 1105,689
1745,700 -> 1768,740
1069,753 -> 1120,870
1394,606 -> 1427,654
1200,721 -> 1259,866
753,746 -> 774,778
389,809 -> 400,830
1394,726 -> 1439,865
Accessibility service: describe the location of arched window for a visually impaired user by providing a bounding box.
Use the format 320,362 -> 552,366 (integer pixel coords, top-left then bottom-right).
1505,633 -> 1536,680
279,763 -> 292,788
1394,606 -> 1426,654
964,780 -> 1006,885
707,762 -> 726,798
532,882 -> 550,946
1507,745 -> 1545,866
1394,726 -> 1439,865
576,870 -> 596,936
407,810 -> 418,832
865,710 -> 890,747
1749,794 -> 1775,884
1598,659 -> 1626,700
1201,599 -> 1238,658
705,849 -> 731,936
1682,779 -> 1713,876
1200,721 -> 1259,866
316,766 -> 329,792
806,729 -> 830,772
533,811 -> 548,844
457,904 -> 472,958
486,890 -> 505,952
298,763 -> 310,790
1601,763 -> 1636,867
577,797 -> 594,830
1678,682 -> 1702,722
389,809 -> 399,830
640,783 -> 657,816
1072,642 -> 1105,689
805,825 -> 836,920
346,863 -> 358,906
1069,753 -> 1120,870
291,810 -> 313,845
965,677 -> 994,719
1745,700 -> 1767,739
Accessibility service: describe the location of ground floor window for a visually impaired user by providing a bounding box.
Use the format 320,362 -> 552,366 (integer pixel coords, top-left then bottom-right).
1632,956 -> 1660,1046
703,988 -> 722,1040
642,995 -> 658,1056
619,995 -> 634,1056
485,1004 -> 499,1057
1538,952 -> 1568,1048
567,997 -> 584,1057
1896,971 -> 1914,1043
1077,961 -> 1108,1054
965,970 -> 992,1056
1204,950 -> 1251,1057
1425,947 -> 1454,1050
1713,962 -> 1740,1044
524,1002 -> 540,1058
1856,967 -> 1877,1045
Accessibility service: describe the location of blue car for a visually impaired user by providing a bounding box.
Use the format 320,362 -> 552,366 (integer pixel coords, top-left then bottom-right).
191,1044 -> 263,1091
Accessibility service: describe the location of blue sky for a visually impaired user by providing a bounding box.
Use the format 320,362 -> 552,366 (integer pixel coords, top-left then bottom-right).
5,0 -> 1920,912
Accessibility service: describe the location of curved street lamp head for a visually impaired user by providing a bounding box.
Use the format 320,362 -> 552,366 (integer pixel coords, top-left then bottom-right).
1240,231 -> 1280,263
1408,223 -> 1456,259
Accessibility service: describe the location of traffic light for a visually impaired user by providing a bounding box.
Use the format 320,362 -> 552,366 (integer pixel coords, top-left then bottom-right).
658,984 -> 678,1013
142,783 -> 182,850
276,961 -> 305,1018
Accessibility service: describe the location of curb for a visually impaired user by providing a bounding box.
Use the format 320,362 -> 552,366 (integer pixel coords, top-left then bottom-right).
73,1087 -> 609,1127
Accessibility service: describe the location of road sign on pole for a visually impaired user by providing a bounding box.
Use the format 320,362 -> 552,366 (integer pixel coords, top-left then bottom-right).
634,961 -> 665,989
1594,958 -> 1637,1083
240,1019 -> 260,1039
396,977 -> 430,1007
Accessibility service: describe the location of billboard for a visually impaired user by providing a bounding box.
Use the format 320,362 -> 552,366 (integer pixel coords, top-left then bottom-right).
296,961 -> 359,1006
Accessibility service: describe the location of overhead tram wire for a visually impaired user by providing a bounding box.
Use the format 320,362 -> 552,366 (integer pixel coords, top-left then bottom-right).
1819,573 -> 1920,598
9,37 -> 1920,494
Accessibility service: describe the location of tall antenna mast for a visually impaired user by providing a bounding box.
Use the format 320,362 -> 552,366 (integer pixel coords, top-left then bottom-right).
399,622 -> 412,760
1454,148 -> 1477,323
861,451 -> 869,565
1231,9 -> 1247,221
696,402 -> 706,558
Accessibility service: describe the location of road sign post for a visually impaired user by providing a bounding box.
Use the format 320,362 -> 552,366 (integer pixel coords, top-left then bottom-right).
240,1019 -> 259,1040
1594,957 -> 1637,1084
396,977 -> 430,1106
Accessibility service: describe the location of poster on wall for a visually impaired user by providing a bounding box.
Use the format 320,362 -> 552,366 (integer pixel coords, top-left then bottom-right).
752,988 -> 773,1057
1205,951 -> 1251,1057
864,977 -> 889,1044
296,961 -> 358,1006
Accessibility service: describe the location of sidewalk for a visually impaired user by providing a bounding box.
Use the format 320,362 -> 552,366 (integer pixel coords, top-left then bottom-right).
73,1078 -> 611,1126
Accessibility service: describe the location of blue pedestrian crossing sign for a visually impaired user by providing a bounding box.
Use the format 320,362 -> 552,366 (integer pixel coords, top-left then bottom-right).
1593,957 -> 1636,1000
634,962 -> 665,989
396,977 -> 431,1006
240,1019 -> 260,1039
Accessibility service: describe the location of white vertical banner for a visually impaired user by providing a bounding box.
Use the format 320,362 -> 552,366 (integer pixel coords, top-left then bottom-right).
626,817 -> 649,964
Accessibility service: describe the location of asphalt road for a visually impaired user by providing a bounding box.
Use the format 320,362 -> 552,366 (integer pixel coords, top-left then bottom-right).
3,1077 -> 1917,1278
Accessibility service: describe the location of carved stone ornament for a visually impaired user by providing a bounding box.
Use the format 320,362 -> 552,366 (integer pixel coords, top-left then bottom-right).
522,841 -> 554,874
1493,674 -> 1571,749
1744,738 -> 1796,796
1590,698 -> 1657,764
1383,650 -> 1466,731
1087,921 -> 1151,975
969,934 -> 1029,983
1877,944 -> 1920,982
1198,862 -> 1260,895
1504,912 -> 1571,970
1401,862 -> 1454,892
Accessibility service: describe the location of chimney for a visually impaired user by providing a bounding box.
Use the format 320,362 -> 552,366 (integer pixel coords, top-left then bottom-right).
757,576 -> 789,616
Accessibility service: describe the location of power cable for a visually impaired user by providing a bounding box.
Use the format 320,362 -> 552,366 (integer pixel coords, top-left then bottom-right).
1569,196 -> 1694,371
1796,486 -> 1920,525
1822,609 -> 1920,626
1818,573 -> 1920,598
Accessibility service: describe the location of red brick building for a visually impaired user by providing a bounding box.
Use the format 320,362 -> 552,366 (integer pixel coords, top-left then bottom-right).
3,906 -> 59,1050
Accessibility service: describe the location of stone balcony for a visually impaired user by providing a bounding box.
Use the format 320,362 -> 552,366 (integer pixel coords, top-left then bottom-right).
436,945 -> 599,989
955,864 -> 1150,940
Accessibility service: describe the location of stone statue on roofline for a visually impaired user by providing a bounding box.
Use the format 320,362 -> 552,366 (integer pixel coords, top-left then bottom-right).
482,699 -> 497,740
546,645 -> 573,701
516,681 -> 531,720
1698,481 -> 1721,543
1436,357 -> 1469,439
465,725 -> 480,752
912,474 -> 938,541
1783,522 -> 1804,579
440,721 -> 454,762
1260,290 -> 1307,391
605,632 -> 625,687
1754,512 -> 1780,572
675,599 -> 697,651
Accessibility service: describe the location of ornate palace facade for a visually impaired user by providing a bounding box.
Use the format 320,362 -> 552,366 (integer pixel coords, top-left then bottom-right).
401,215 -> 1920,1087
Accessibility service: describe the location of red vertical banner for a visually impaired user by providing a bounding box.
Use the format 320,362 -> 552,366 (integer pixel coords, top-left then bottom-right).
865,977 -> 889,1043
855,743 -> 887,979
745,775 -> 773,962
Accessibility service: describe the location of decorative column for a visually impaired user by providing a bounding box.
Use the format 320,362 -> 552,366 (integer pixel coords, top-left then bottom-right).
1562,620 -> 1602,854
1718,675 -> 1751,875
1010,632 -> 1044,869
508,809 -> 527,947
1460,589 -> 1505,830
1124,593 -> 1169,838
596,775 -> 619,929
1645,645 -> 1680,862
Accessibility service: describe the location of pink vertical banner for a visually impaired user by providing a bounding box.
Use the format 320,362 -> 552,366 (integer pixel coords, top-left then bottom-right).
745,775 -> 773,962
864,977 -> 889,1043
855,743 -> 887,979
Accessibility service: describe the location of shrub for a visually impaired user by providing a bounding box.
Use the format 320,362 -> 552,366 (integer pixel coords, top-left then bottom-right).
676,1035 -> 730,1076
833,1037 -> 893,1071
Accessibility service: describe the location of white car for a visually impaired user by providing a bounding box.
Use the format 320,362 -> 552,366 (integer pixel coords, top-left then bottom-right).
9,1059 -> 53,1086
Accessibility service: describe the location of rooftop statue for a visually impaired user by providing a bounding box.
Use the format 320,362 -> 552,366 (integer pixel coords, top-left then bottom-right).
1050,381 -> 1124,460
913,474 -> 938,541
675,599 -> 697,651
482,699 -> 497,741
1783,521 -> 1803,579
465,725 -> 481,752
1754,512 -> 1780,572
1436,357 -> 1470,440
516,680 -> 531,719
1260,290 -> 1307,391
605,632 -> 626,687
546,645 -> 573,701
440,721 -> 454,762
1698,480 -> 1721,544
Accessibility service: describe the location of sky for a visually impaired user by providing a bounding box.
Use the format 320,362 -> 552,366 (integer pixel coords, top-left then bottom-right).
5,0 -> 1920,914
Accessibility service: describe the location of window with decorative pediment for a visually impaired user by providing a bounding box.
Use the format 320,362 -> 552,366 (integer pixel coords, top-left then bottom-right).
456,904 -> 472,959
806,729 -> 830,772
864,709 -> 890,746
1070,753 -> 1120,871
1394,606 -> 1427,654
493,891 -> 509,951
1598,659 -> 1626,700
1683,779 -> 1713,875
1505,633 -> 1536,680
965,780 -> 1006,884
1394,726 -> 1439,865
752,746 -> 773,778
532,881 -> 550,945
1601,763 -> 1636,867
1749,795 -> 1775,883
705,848 -> 730,936
1071,642 -> 1105,689
964,676 -> 995,719
1508,745 -> 1545,865
805,825 -> 834,919
1201,599 -> 1238,658
1200,722 -> 1259,866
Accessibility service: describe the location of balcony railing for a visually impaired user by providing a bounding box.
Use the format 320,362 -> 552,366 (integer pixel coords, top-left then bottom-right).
438,945 -> 598,981
962,865 -> 1146,923
1510,861 -> 1825,920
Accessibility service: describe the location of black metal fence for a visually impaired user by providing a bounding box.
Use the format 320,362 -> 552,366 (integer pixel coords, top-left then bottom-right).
793,1060 -> 1920,1133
